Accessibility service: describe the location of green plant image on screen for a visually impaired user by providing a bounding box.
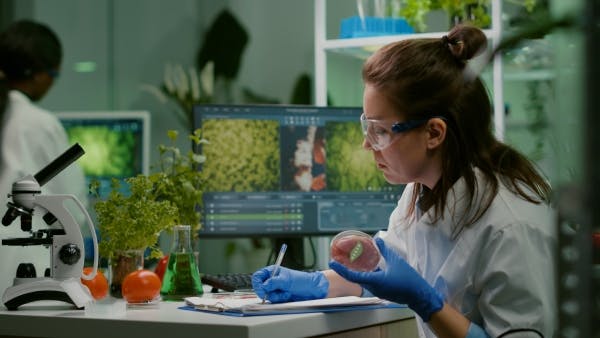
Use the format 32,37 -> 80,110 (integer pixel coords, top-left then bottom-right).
325,121 -> 389,191
65,126 -> 137,177
201,119 -> 280,192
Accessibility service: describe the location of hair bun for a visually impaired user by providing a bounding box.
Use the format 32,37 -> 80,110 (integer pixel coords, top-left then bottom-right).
445,24 -> 487,62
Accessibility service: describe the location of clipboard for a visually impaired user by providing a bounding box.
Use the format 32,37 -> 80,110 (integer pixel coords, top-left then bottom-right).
181,295 -> 406,317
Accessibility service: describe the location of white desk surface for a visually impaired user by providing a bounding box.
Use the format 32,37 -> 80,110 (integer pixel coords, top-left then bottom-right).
0,300 -> 415,338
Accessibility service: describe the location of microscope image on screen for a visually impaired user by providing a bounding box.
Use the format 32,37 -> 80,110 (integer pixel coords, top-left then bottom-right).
281,125 -> 327,192
324,120 -> 389,192
201,118 -> 280,193
56,111 -> 150,198
65,125 -> 139,178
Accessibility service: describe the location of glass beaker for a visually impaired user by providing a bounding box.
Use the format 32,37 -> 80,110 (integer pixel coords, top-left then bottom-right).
160,225 -> 203,300
108,249 -> 144,298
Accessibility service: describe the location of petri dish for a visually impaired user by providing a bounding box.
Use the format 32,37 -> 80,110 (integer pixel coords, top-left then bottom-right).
330,230 -> 382,272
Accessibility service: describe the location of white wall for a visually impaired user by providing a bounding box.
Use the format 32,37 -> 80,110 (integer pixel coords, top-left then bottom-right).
227,0 -> 314,104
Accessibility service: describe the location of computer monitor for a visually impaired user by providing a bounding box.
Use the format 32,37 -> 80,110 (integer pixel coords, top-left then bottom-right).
194,104 -> 403,239
55,111 -> 150,198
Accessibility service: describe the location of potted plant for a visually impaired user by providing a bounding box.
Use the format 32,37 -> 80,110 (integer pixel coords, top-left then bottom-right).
91,129 -> 207,298
91,175 -> 178,298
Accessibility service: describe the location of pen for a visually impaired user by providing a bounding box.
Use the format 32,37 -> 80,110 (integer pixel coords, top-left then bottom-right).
263,243 -> 287,304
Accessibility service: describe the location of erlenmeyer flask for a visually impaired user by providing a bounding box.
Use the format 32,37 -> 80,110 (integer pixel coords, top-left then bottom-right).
160,225 -> 203,300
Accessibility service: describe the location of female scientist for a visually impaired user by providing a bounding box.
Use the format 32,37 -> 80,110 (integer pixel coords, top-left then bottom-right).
0,20 -> 87,296
252,24 -> 556,338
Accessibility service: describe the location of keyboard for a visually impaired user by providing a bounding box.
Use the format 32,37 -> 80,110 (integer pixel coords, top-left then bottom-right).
201,273 -> 254,292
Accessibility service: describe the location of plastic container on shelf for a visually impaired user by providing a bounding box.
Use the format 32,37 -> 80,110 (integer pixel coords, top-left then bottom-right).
330,230 -> 383,272
339,16 -> 414,39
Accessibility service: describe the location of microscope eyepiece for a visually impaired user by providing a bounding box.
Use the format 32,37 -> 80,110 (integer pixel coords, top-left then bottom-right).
34,143 -> 84,187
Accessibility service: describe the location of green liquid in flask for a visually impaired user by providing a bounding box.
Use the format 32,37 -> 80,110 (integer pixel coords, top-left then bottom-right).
160,252 -> 203,300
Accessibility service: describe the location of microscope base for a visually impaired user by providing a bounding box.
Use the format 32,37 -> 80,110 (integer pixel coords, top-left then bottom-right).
3,277 -> 93,310
4,290 -> 77,310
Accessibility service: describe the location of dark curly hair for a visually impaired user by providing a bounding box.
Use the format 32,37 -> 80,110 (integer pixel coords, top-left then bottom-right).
0,19 -> 62,81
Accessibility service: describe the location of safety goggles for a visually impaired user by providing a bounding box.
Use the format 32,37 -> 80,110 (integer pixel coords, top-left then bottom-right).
360,113 -> 430,151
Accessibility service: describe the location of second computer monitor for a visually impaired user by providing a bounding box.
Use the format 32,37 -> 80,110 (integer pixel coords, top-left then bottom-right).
194,104 -> 403,237
56,111 -> 150,197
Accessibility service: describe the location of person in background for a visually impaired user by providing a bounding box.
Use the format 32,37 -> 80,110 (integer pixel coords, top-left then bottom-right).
253,24 -> 555,338
0,19 -> 87,296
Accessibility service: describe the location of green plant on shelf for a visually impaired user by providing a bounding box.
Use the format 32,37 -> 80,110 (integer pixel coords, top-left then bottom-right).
397,0 -> 538,32
397,0 -> 432,32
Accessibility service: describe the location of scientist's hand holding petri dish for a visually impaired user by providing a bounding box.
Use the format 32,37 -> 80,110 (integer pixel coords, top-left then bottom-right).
329,230 -> 384,272
329,235 -> 444,322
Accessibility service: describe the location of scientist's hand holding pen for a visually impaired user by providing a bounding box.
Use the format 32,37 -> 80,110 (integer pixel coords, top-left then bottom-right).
252,247 -> 329,304
261,244 -> 287,303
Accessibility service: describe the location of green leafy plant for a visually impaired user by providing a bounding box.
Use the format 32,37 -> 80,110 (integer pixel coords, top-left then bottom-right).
398,0 -> 433,33
91,175 -> 178,260
153,129 -> 208,235
434,0 -> 491,28
398,0 -> 537,32
91,129 -> 208,258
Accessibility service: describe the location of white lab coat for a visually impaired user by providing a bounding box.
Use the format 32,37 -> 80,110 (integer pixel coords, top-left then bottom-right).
0,90 -> 88,296
382,169 -> 556,338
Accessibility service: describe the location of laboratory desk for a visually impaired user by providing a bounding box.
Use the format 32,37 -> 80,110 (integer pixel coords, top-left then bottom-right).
0,301 -> 417,338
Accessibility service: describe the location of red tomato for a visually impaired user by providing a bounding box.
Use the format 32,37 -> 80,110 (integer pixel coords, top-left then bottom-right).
121,270 -> 161,303
81,267 -> 109,300
154,255 -> 169,281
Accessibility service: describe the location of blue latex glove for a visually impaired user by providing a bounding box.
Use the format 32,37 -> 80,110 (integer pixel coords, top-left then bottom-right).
252,266 -> 329,303
329,237 -> 444,321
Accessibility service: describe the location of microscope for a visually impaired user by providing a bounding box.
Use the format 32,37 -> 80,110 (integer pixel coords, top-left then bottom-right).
1,144 -> 99,310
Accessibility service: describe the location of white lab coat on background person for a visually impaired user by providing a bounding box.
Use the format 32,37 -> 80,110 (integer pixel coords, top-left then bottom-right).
382,169 -> 557,338
0,90 -> 88,297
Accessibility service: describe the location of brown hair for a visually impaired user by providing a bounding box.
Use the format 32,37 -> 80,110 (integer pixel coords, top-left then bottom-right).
362,24 -> 551,237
